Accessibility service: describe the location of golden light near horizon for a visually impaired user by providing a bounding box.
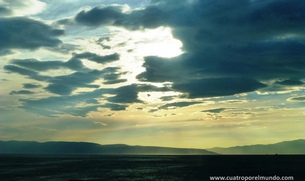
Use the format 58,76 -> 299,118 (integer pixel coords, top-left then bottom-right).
1,0 -> 305,151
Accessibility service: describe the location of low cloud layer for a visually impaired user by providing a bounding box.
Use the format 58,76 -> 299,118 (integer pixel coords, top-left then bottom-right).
3,0 -> 305,118
0,17 -> 63,51
4,57 -> 129,95
73,52 -> 120,64
72,0 -> 305,99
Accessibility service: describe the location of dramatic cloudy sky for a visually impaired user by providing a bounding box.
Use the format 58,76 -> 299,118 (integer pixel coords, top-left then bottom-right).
1,0 -> 305,148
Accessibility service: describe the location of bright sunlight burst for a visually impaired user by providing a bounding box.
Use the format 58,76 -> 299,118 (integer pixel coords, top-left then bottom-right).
131,27 -> 184,58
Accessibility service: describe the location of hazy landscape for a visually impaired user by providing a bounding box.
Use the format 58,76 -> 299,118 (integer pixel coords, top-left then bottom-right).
1,140 -> 305,180
1,139 -> 304,155
0,140 -> 215,155
1,0 -> 305,180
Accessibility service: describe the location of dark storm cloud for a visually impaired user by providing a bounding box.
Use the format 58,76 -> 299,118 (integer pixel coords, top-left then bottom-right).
4,58 -> 89,95
104,79 -> 127,85
0,6 -> 11,16
75,4 -> 166,30
0,49 -> 14,56
45,70 -> 102,95
132,0 -> 305,98
5,57 -> 128,95
23,83 -> 42,89
18,83 -> 169,117
100,66 -> 128,85
0,17 -> 63,50
202,108 -> 227,114
108,84 -> 142,104
159,0 -> 305,45
105,103 -> 127,111
9,90 -> 35,95
159,101 -> 201,110
18,85 -> 134,117
65,58 -> 87,71
159,95 -> 176,101
223,41 -> 305,79
103,73 -> 121,81
173,78 -> 266,98
114,6 -> 166,30
137,56 -> 185,82
3,65 -> 49,81
107,84 -> 171,104
75,6 -> 124,26
73,52 -> 120,64
10,58 -> 85,71
275,79 -> 304,86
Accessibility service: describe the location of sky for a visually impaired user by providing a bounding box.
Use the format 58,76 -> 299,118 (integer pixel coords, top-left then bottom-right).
1,0 -> 305,149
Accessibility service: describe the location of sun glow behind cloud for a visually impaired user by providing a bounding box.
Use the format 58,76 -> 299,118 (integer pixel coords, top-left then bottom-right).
130,27 -> 184,58
1,0 -> 305,149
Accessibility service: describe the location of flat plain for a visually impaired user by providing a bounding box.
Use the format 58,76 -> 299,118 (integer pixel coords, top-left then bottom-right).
0,155 -> 304,181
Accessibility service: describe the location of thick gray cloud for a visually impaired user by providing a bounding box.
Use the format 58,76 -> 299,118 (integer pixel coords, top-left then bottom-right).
173,78 -> 266,98
0,49 -> 14,56
45,70 -> 102,95
0,17 -> 63,50
108,84 -> 171,104
104,79 -> 127,85
114,6 -> 166,30
275,79 -> 304,86
18,88 -> 113,117
9,90 -> 35,95
4,65 -> 49,82
137,56 -> 185,82
202,108 -> 227,114
75,6 -> 124,26
6,0 -> 305,118
133,0 -> 305,98
100,67 -> 127,85
23,83 -> 42,89
5,57 -> 128,95
76,0 -> 305,98
10,58 -> 85,71
74,4 -> 166,30
107,84 -> 143,104
18,83 -> 166,117
73,52 -> 120,64
159,101 -> 201,110
0,6 -> 11,15
6,54 -> 123,96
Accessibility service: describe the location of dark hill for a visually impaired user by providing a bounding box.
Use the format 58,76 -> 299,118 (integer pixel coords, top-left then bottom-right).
0,141 -> 215,155
208,139 -> 305,154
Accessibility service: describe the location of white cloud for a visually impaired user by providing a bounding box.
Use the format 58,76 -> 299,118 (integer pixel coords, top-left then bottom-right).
0,0 -> 46,16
